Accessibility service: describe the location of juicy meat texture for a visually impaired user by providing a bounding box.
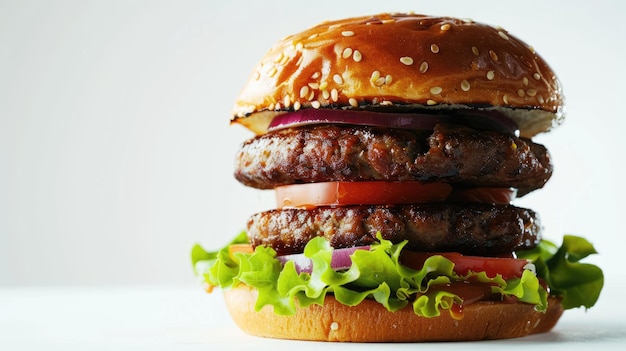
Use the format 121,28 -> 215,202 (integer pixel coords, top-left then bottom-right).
247,203 -> 541,256
234,124 -> 552,195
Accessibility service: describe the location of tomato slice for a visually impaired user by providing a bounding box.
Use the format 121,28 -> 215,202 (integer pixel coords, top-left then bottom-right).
448,187 -> 517,204
429,281 -> 494,320
275,181 -> 452,209
228,244 -> 254,261
399,251 -> 530,280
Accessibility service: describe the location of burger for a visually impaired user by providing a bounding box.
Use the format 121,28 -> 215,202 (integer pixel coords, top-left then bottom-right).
192,13 -> 603,342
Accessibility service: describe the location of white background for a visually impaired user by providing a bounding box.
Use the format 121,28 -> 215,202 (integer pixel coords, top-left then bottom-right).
1,0 -> 624,295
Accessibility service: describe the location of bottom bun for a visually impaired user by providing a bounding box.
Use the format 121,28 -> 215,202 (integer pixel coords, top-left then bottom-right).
223,285 -> 563,342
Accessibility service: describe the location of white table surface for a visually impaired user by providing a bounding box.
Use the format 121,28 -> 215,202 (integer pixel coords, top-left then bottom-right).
1,283 -> 625,350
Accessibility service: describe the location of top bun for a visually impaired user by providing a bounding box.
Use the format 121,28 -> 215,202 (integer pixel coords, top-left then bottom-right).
232,13 -> 564,138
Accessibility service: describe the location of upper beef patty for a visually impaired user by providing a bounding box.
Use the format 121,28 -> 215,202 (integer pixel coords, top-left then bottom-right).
235,124 -> 552,195
247,203 -> 541,256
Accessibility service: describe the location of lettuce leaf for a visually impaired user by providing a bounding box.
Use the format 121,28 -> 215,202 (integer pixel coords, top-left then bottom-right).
516,235 -> 603,310
192,233 -> 565,317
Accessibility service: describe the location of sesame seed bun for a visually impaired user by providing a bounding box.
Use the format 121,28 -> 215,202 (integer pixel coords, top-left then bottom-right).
224,285 -> 564,342
232,13 -> 564,138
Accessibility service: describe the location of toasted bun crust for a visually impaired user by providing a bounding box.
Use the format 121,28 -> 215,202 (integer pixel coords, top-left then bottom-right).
224,285 -> 563,342
232,13 -> 564,138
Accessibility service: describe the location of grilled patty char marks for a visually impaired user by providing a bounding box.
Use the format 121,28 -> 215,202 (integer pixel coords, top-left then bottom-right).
247,203 -> 541,256
234,124 -> 552,195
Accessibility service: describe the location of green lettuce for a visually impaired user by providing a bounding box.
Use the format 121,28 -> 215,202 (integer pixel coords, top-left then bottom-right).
516,235 -> 603,310
191,233 -> 602,317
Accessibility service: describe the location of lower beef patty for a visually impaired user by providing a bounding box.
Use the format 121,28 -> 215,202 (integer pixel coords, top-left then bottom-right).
235,124 -> 552,195
247,203 -> 541,256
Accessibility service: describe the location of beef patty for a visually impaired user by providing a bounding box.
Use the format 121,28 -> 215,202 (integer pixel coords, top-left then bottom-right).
235,124 -> 552,195
247,203 -> 540,256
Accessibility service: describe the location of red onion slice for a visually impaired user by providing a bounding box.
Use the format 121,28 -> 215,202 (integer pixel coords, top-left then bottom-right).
268,109 -> 446,131
455,110 -> 520,136
277,245 -> 370,274
267,109 -> 519,135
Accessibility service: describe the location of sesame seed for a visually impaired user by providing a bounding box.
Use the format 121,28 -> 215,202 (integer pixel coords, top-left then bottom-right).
526,88 -> 537,97
441,23 -> 451,31
382,19 -> 395,24
489,50 -> 498,61
307,91 -> 315,101
533,72 -> 541,80
299,86 -> 309,98
537,95 -> 545,104
311,101 -> 321,109
523,77 -> 529,86
268,66 -> 278,77
268,103 -> 275,110
341,30 -> 355,37
385,75 -> 393,85
308,33 -> 319,40
319,81 -> 328,90
308,82 -> 319,90
370,70 -> 381,83
430,86 -> 443,94
374,77 -> 385,87
381,100 -> 393,106
353,50 -> 362,62
328,24 -> 341,30
283,95 -> 291,108
472,46 -> 479,56
419,61 -> 429,73
274,52 -> 284,63
400,56 -> 414,66
275,102 -> 281,110
487,70 -> 495,80
427,99 -> 438,105
498,31 -> 510,40
528,46 -> 536,54
349,98 -> 358,107
333,74 -> 343,84
330,322 -> 339,331
461,80 -> 470,91
342,47 -> 353,59
295,56 -> 303,66
295,42 -> 303,50
517,89 -> 525,97
281,55 -> 290,66
322,89 -> 330,99
311,72 -> 320,79
430,44 -> 440,53
331,88 -> 338,102
293,101 -> 301,111
503,95 -> 509,104
254,71 -> 260,81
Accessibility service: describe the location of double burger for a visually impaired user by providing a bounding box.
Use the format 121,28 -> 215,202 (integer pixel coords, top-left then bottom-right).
192,13 -> 603,342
